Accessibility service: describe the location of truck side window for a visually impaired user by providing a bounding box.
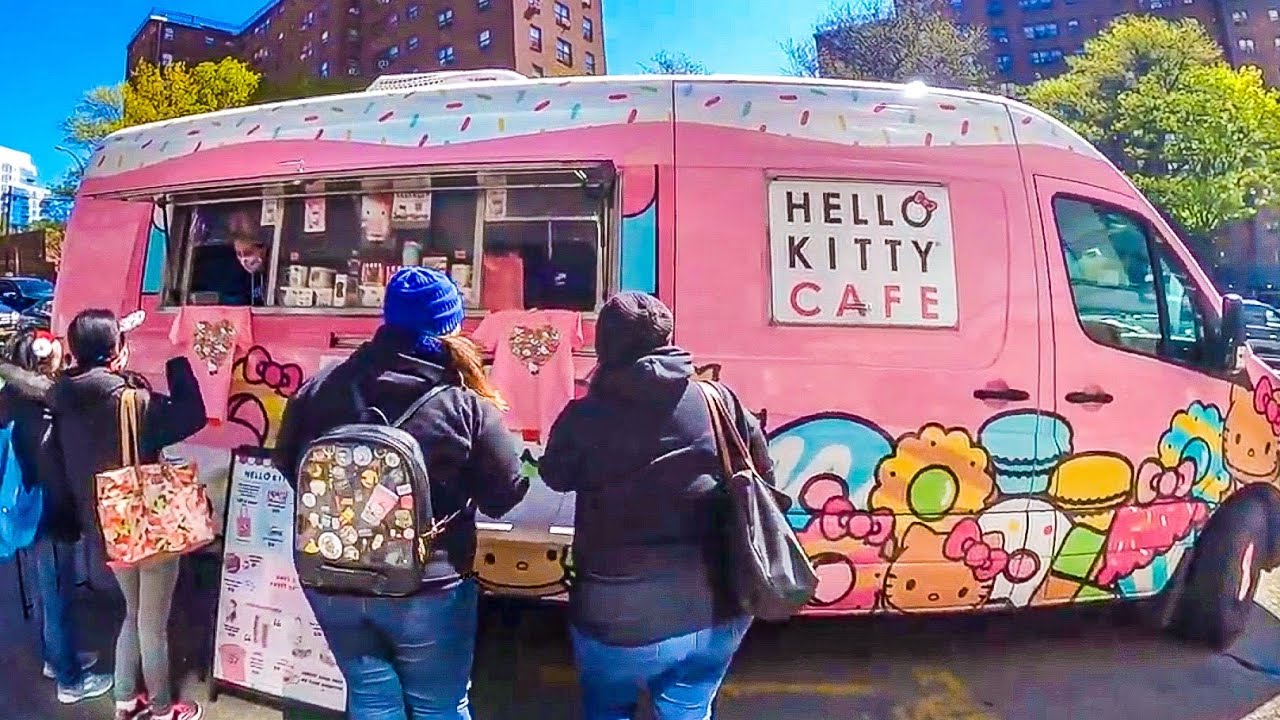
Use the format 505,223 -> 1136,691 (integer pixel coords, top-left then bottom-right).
1053,197 -> 1208,367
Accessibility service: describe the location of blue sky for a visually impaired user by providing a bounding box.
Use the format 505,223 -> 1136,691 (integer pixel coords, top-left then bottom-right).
0,0 -> 835,185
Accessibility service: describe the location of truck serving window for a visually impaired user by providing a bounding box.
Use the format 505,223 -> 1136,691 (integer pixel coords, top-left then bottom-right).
159,166 -> 614,313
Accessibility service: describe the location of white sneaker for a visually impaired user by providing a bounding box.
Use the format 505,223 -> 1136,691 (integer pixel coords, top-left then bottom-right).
56,672 -> 113,704
42,651 -> 99,680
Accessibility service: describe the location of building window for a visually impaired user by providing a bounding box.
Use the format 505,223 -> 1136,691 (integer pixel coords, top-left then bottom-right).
989,26 -> 1009,43
555,1 -> 571,27
407,4 -> 421,19
583,17 -> 594,41
379,58 -> 391,69
1023,22 -> 1059,39
302,11 -> 315,28
585,51 -> 596,74
163,27 -> 175,40
1018,0 -> 1052,8
530,25 -> 543,51
438,8 -> 455,28
1148,0 -> 1168,8
203,36 -> 215,46
996,53 -> 1012,73
409,35 -> 420,50
556,38 -> 572,65
161,52 -> 174,66
321,30 -> 330,43
1271,8 -> 1279,22
1052,197 -> 1209,366
479,0 -> 492,8
532,63 -> 545,76
348,27 -> 360,40
1029,48 -> 1064,64
320,61 -> 330,77
1067,18 -> 1080,32
438,45 -> 456,65
347,60 -> 360,75
1234,10 -> 1249,24
1240,38 -> 1257,53
389,12 -> 399,26
986,1 -> 1003,16
388,45 -> 400,59
479,29 -> 492,48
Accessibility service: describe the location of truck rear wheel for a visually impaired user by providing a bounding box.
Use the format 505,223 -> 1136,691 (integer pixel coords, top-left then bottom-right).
1170,499 -> 1268,650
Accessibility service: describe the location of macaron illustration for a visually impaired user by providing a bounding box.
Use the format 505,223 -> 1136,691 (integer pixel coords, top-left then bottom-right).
977,411 -> 1073,496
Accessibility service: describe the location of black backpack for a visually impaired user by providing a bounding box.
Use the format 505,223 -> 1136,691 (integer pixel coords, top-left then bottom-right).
294,385 -> 461,596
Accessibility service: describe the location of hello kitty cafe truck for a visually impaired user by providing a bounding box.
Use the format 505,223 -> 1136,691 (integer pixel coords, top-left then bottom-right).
60,69 -> 1280,649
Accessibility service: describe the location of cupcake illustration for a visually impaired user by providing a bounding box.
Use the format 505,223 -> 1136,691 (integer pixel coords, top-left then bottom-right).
977,411 -> 1073,496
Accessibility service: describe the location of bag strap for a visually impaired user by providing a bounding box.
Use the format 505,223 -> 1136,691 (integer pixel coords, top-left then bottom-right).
696,381 -> 757,478
375,385 -> 452,428
118,389 -> 142,468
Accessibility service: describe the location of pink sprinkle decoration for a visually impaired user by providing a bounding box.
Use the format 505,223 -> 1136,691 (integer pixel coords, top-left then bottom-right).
445,101 -> 464,110
1020,116 -> 1033,125
800,110 -> 810,126
96,156 -> 106,167
140,140 -> 153,149
192,141 -> 203,153
186,129 -> 201,136
315,128 -> 325,139
924,133 -> 933,146
939,103 -> 957,111
779,94 -> 799,102
626,108 -> 638,123
704,96 -> 722,108
304,115 -> 320,122
460,116 -> 472,131
418,134 -> 430,147
247,125 -> 261,136
534,100 -> 552,111
758,124 -> 768,132
961,120 -> 970,136
608,93 -> 629,101
872,103 -> 887,113
378,111 -> 395,122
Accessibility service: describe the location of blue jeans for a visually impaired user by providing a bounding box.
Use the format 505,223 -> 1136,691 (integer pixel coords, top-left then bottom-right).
571,616 -> 752,720
304,579 -> 479,720
31,537 -> 82,686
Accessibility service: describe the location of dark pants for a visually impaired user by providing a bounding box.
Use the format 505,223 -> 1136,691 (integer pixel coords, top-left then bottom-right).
571,616 -> 751,720
32,537 -> 81,686
305,579 -> 478,720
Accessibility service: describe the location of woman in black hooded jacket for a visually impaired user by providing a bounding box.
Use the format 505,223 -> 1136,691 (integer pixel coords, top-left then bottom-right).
48,309 -> 207,720
541,292 -> 775,720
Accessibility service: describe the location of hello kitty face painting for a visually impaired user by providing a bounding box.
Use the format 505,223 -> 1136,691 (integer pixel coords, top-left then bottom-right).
1223,379 -> 1280,485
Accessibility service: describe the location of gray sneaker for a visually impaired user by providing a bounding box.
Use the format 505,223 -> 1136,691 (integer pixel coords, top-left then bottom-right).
56,672 -> 114,704
43,651 -> 99,680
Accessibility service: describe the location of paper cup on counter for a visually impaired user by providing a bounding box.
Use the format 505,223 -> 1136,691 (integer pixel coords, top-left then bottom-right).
286,265 -> 309,288
308,267 -> 337,289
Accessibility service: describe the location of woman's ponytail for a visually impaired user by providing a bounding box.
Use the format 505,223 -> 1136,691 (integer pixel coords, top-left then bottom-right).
441,334 -> 508,411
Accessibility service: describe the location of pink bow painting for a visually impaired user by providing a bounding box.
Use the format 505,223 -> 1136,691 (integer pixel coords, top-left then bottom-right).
817,498 -> 894,546
1135,458 -> 1196,505
1254,376 -> 1280,436
943,518 -> 1040,583
909,191 -> 938,213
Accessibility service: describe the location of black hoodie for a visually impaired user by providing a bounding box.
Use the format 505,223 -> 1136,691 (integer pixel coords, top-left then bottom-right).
46,358 -> 207,556
541,347 -> 775,646
0,362 -> 78,543
274,326 -> 530,593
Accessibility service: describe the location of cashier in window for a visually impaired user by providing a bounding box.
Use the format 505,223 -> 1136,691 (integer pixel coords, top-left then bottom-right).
229,235 -> 268,306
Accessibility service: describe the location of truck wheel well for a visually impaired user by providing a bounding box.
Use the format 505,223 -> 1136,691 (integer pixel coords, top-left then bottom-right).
1202,483 -> 1280,569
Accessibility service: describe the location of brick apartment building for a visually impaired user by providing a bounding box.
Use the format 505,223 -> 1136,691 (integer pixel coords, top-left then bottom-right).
126,0 -> 606,84
948,0 -> 1280,90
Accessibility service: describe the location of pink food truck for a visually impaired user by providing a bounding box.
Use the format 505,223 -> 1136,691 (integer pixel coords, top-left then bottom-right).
62,70 -> 1280,648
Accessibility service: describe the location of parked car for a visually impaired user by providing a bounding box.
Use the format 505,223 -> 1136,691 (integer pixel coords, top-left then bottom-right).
1244,299 -> 1280,365
17,299 -> 50,332
0,277 -> 53,312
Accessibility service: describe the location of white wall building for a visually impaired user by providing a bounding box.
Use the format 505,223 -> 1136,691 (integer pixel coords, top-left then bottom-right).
0,146 -> 49,231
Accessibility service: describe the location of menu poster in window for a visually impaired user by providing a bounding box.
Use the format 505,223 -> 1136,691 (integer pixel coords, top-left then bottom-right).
213,450 -> 346,713
767,179 -> 959,328
362,194 -> 393,244
304,196 -> 326,234
260,197 -> 282,227
485,188 -> 508,221
392,192 -> 431,228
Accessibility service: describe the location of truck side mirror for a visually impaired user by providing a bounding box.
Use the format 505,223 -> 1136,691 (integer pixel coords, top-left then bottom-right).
1220,293 -> 1247,372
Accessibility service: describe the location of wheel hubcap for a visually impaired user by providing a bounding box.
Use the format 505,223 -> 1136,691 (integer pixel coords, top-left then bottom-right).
1238,542 -> 1257,603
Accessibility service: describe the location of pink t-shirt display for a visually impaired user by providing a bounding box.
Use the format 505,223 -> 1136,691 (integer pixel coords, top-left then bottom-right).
480,253 -> 525,312
168,307 -> 254,422
472,309 -> 583,441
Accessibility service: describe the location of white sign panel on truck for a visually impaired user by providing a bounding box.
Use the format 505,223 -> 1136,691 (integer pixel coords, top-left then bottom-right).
768,179 -> 959,328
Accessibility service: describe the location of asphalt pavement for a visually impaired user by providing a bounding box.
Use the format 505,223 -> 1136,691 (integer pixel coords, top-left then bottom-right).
3,553 -> 1280,720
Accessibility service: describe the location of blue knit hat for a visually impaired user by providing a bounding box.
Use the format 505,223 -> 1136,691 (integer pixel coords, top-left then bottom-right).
383,267 -> 465,355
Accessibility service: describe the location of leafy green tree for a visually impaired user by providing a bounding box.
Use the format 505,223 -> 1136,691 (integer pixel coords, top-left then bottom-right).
60,84 -> 125,157
785,0 -> 992,90
124,57 -> 261,126
639,51 -> 710,75
254,73 -> 367,103
1023,16 -> 1280,242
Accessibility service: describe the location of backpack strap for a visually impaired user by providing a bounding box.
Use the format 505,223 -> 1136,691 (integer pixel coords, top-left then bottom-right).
373,384 -> 453,428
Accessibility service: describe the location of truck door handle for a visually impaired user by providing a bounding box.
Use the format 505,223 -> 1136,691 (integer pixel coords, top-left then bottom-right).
1065,390 -> 1114,405
973,387 -> 1030,402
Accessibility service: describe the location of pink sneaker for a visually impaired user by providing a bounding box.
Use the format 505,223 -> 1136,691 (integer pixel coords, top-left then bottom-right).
151,700 -> 204,720
114,694 -> 150,720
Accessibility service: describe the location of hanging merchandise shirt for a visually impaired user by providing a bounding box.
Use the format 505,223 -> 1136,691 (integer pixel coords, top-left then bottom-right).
480,253 -> 526,312
472,309 -> 583,442
168,306 -> 254,422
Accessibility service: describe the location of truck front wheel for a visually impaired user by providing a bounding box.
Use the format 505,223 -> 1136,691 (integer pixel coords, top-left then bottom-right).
1170,499 -> 1268,650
